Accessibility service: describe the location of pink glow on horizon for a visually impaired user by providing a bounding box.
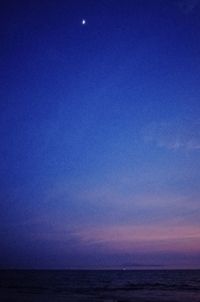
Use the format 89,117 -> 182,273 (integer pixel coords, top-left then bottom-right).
74,224 -> 200,253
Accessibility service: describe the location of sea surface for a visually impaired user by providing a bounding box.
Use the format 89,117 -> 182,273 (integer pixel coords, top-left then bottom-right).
0,269 -> 200,302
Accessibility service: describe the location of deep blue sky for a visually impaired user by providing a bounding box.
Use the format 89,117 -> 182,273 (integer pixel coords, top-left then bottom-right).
1,0 -> 200,269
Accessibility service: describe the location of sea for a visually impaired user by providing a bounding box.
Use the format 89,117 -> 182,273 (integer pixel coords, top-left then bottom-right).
0,269 -> 200,302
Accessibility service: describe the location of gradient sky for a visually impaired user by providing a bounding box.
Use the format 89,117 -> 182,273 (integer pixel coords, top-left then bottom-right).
1,0 -> 200,269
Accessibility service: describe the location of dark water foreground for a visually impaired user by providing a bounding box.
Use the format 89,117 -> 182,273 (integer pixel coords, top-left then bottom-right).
0,269 -> 200,302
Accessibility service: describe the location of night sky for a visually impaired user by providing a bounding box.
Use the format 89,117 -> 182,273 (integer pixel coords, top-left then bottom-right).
1,0 -> 200,269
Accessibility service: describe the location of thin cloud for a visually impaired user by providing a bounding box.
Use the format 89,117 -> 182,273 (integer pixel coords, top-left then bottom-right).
176,0 -> 200,13
144,120 -> 200,151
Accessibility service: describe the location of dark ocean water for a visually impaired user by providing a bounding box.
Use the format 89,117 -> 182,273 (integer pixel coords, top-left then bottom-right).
0,270 -> 200,302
